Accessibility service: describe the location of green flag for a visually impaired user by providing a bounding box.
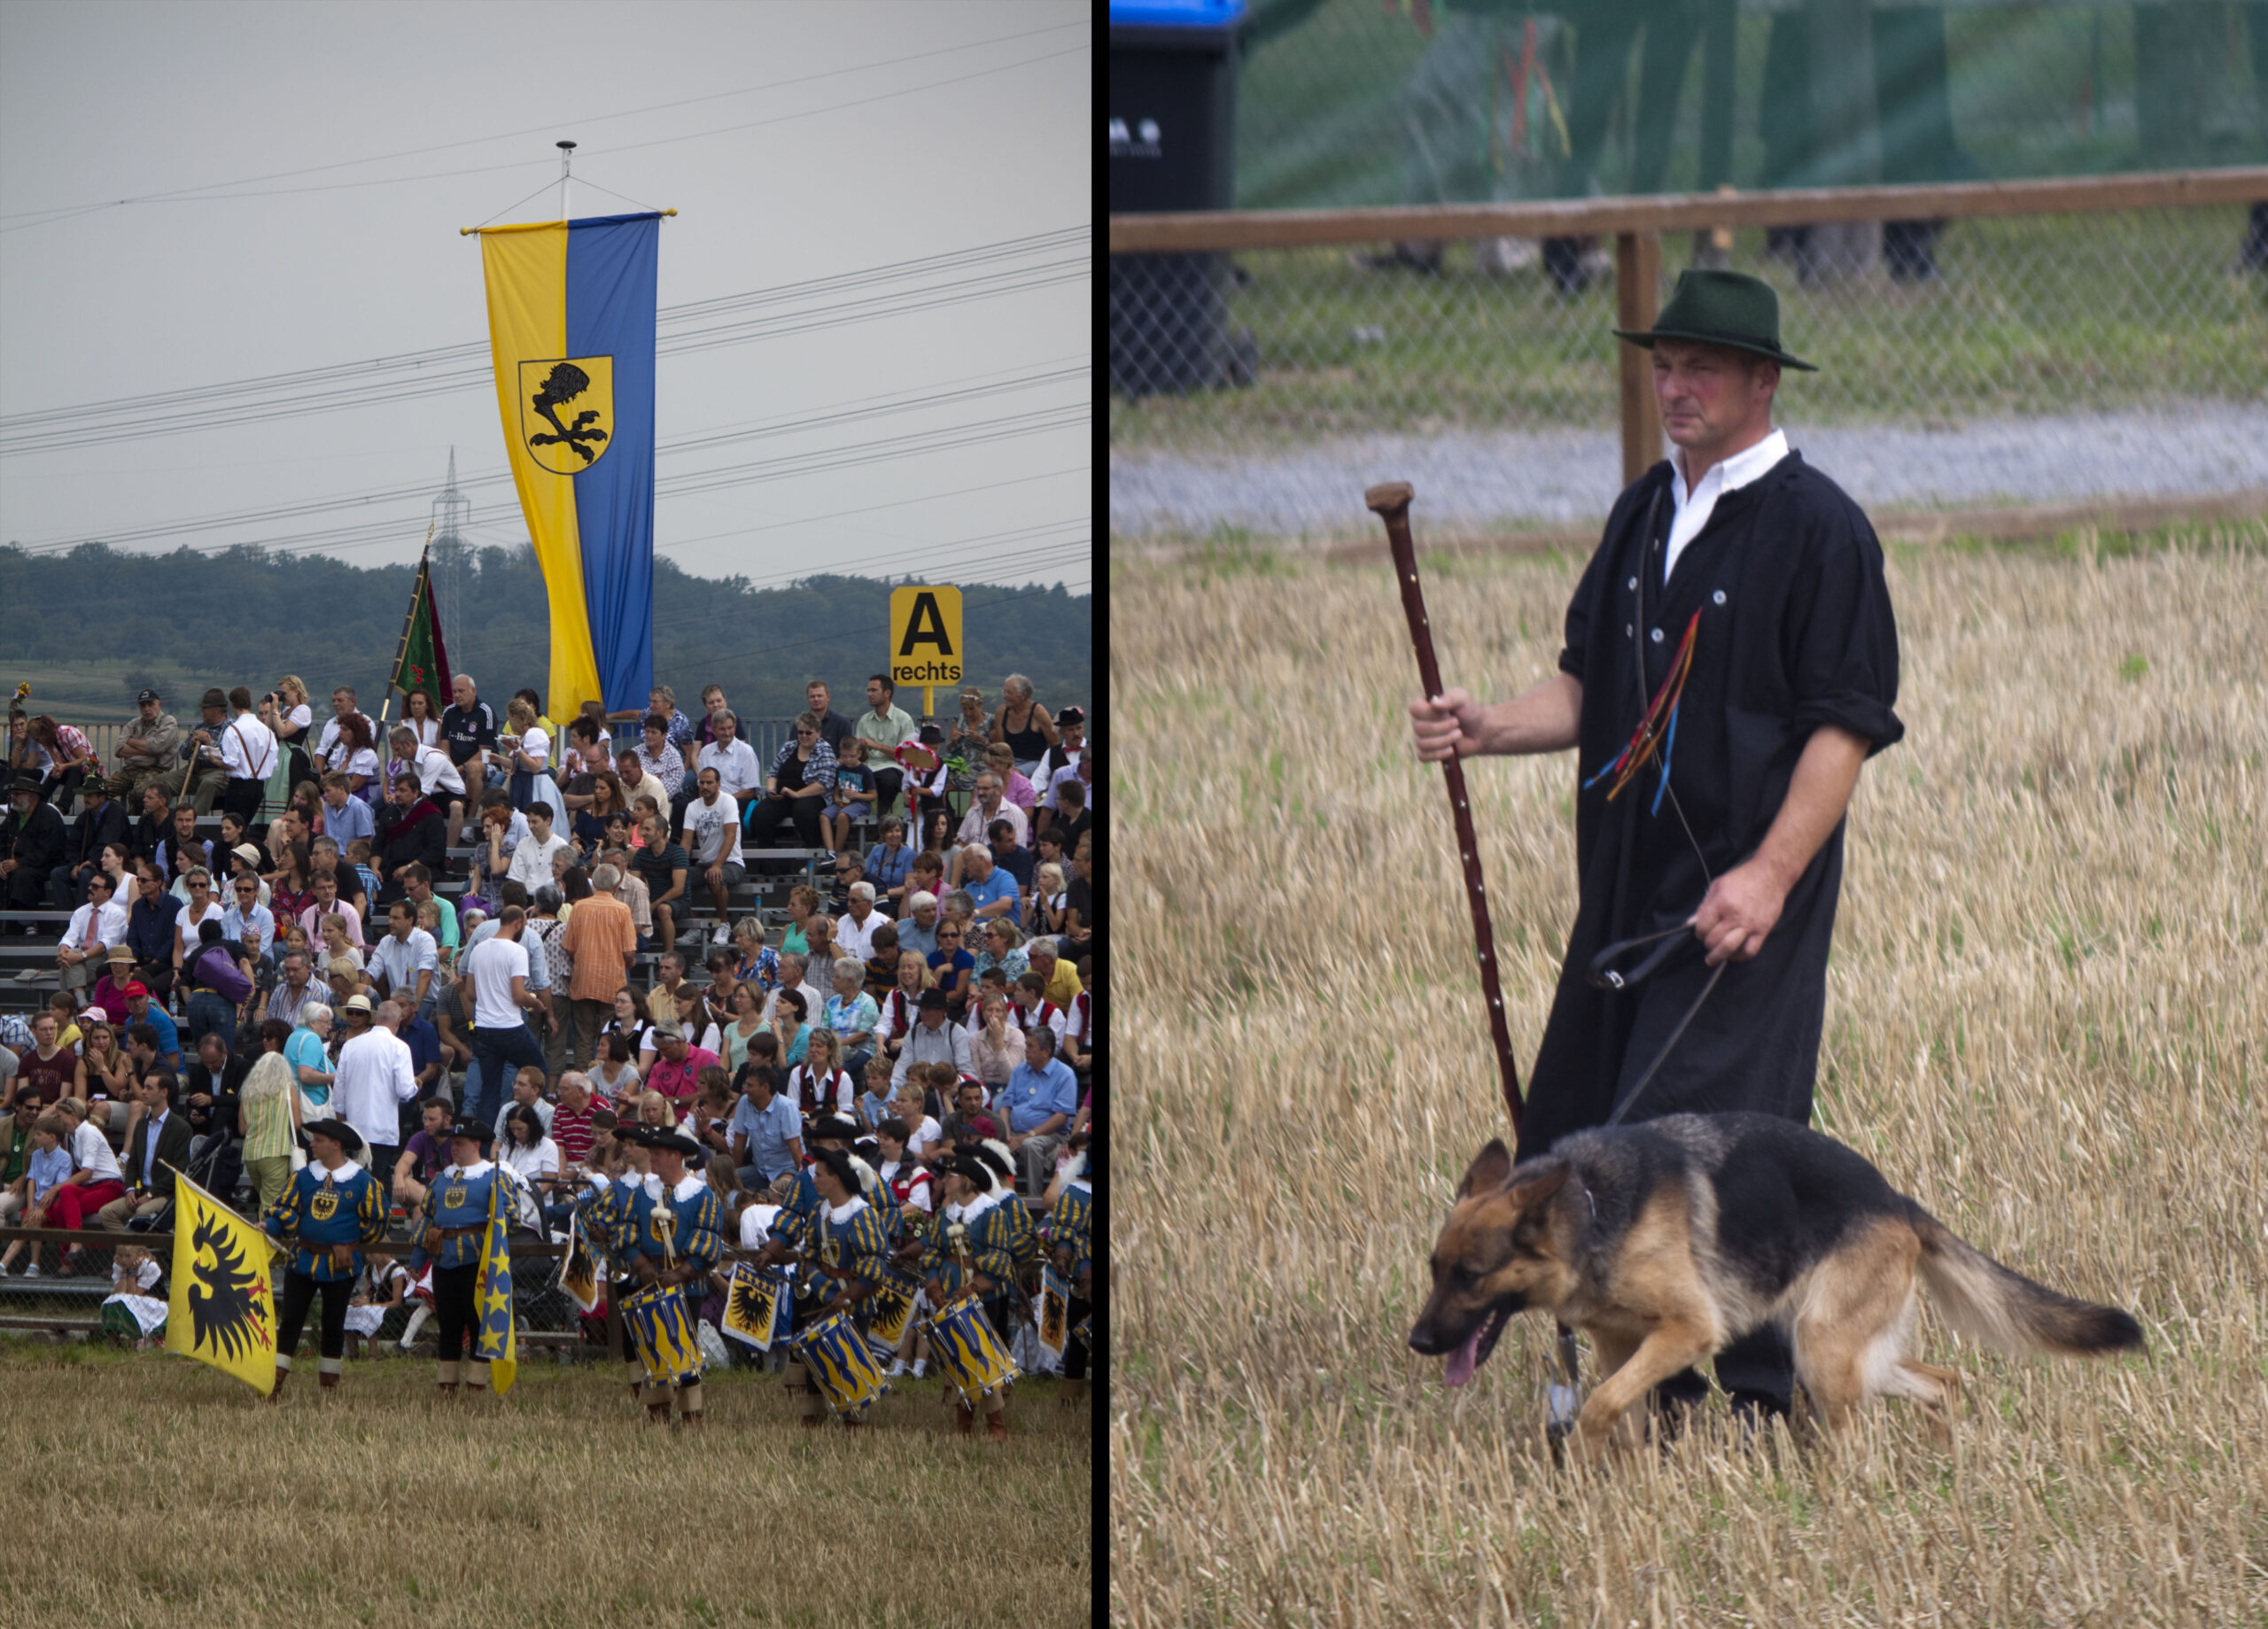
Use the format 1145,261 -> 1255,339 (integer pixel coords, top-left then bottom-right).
391,548 -> 453,715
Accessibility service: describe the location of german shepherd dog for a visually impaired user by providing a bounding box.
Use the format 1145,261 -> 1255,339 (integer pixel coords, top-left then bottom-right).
1408,1113 -> 2143,1451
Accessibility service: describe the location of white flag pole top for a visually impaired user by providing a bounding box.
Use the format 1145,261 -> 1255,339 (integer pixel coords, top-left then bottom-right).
556,140 -> 575,221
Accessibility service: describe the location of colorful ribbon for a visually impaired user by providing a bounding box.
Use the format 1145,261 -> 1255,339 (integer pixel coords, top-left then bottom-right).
1582,608 -> 1701,810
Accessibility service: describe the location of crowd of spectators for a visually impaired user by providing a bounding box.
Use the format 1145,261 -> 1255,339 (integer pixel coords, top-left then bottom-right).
0,668 -> 1098,1380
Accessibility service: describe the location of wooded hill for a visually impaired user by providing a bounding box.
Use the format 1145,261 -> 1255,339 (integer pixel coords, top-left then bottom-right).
0,542 -> 1090,725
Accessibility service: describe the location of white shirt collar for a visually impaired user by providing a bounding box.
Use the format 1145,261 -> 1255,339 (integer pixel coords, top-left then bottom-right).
314,1158 -> 354,1181
670,1174 -> 706,1202
945,1189 -> 998,1222
827,1194 -> 867,1223
442,1160 -> 494,1179
1665,427 -> 1789,581
1671,427 -> 1788,508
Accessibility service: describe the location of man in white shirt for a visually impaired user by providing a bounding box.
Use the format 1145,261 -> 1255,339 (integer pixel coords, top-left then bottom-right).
757,951 -> 827,1037
330,996 -> 418,1201
314,687 -> 375,763
53,871 -> 128,993
891,989 -> 972,1089
389,725 -> 467,823
460,904 -> 549,1133
682,766 -> 744,945
695,711 -> 761,801
188,685 -> 278,825
834,881 -> 882,961
505,803 -> 571,896
369,898 -> 439,1015
954,772 -> 1029,851
849,674 -> 917,820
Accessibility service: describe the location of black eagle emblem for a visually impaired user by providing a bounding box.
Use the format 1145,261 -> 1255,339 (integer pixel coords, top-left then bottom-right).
726,1271 -> 771,1332
527,362 -> 609,464
186,1214 -> 270,1362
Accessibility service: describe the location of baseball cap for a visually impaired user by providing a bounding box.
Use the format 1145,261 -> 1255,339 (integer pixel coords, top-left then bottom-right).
136,688 -> 162,704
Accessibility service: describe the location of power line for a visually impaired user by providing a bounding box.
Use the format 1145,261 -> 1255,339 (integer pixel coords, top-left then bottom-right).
9,384 -> 1088,556
0,245 -> 1089,454
6,363 -> 1086,549
11,407 -> 1089,559
0,23 -> 1091,229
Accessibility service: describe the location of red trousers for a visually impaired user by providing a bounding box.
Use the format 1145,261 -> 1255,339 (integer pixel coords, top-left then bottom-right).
46,1181 -> 126,1230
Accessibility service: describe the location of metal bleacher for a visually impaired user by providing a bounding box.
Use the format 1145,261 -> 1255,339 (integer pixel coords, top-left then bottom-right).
0,802 -> 887,1012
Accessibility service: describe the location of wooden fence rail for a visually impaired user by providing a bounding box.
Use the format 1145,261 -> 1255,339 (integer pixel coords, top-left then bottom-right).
1109,166 -> 2268,487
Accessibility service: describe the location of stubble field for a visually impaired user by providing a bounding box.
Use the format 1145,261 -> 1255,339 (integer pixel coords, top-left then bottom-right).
1113,525 -> 2268,1625
0,1346 -> 1091,1628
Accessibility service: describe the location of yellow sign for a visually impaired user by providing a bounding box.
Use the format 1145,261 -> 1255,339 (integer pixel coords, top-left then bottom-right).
889,586 -> 963,716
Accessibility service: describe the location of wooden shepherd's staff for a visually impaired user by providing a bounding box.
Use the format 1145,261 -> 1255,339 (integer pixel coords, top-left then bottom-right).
1366,482 -> 1523,1135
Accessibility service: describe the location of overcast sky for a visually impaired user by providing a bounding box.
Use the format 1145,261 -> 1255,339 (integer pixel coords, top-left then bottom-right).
0,0 -> 1090,599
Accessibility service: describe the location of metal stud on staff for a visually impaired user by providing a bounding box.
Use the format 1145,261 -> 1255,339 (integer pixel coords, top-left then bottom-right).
1365,481 -> 1523,1135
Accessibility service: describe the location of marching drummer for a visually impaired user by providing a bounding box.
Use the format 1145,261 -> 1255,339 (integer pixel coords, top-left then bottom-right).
924,1149 -> 1018,1441
806,1144 -> 893,1425
262,1116 -> 388,1402
589,1130 -> 662,1406
1041,1136 -> 1095,1410
748,1116 -> 861,1427
403,1116 -> 514,1399
971,1138 -> 1045,1310
612,1125 -> 726,1429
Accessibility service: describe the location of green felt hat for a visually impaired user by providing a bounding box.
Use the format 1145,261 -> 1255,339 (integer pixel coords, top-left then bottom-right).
1613,269 -> 1816,371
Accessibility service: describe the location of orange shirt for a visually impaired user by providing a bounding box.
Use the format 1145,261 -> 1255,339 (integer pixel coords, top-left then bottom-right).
558,890 -> 635,1003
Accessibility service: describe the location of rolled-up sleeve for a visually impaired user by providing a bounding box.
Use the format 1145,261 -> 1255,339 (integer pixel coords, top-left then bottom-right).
1786,501 -> 1904,755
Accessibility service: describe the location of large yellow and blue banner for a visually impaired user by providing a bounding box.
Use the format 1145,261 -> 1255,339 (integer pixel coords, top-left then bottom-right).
474,213 -> 660,718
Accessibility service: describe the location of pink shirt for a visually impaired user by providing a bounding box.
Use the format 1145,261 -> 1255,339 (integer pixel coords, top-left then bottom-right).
644,1046 -> 717,1104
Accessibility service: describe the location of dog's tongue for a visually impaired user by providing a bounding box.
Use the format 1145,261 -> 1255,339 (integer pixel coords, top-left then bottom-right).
1445,1323 -> 1483,1388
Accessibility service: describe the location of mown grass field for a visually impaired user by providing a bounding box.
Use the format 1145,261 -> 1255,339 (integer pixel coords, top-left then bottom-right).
0,1341 -> 1091,1628
1113,523 -> 2268,1625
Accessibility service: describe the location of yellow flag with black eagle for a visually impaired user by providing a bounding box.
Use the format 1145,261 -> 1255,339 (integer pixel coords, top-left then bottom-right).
165,1169 -> 278,1394
473,1164 -> 517,1395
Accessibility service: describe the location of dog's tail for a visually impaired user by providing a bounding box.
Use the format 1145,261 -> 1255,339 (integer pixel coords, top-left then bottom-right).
1907,1204 -> 2145,1359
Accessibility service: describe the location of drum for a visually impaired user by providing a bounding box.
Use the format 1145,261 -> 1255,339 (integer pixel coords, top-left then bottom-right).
924,1291 -> 1020,1406
792,1308 -> 891,1420
623,1284 -> 703,1388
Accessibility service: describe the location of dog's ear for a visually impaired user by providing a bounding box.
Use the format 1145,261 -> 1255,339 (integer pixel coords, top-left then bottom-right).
1456,1139 -> 1512,1198
1511,1159 -> 1569,1212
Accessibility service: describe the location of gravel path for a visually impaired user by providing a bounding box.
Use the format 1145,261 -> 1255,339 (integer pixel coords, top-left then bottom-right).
1108,405 -> 2268,537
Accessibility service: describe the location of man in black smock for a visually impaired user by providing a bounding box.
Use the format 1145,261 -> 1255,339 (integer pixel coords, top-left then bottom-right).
1410,270 -> 1903,1423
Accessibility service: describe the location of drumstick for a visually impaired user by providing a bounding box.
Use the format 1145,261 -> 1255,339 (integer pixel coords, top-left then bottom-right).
1366,481 -> 1524,1135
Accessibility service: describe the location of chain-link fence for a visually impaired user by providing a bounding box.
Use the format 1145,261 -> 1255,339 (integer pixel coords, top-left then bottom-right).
1108,198 -> 2268,540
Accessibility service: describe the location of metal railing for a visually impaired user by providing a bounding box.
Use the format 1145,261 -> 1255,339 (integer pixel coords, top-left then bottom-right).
1108,167 -> 2268,543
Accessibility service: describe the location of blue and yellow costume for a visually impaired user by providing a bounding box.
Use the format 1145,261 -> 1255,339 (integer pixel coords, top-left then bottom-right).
771,1191 -> 891,1423
1042,1174 -> 1096,1392
587,1167 -> 662,1400
925,1180 -> 1019,1429
405,1150 -> 518,1392
262,1152 -> 387,1394
603,1162 -> 725,1419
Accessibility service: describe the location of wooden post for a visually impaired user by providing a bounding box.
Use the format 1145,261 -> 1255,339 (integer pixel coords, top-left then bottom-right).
1615,230 -> 1663,487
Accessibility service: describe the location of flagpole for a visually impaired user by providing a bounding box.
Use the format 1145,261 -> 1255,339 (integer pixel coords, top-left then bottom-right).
557,139 -> 576,220
382,520 -> 439,729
